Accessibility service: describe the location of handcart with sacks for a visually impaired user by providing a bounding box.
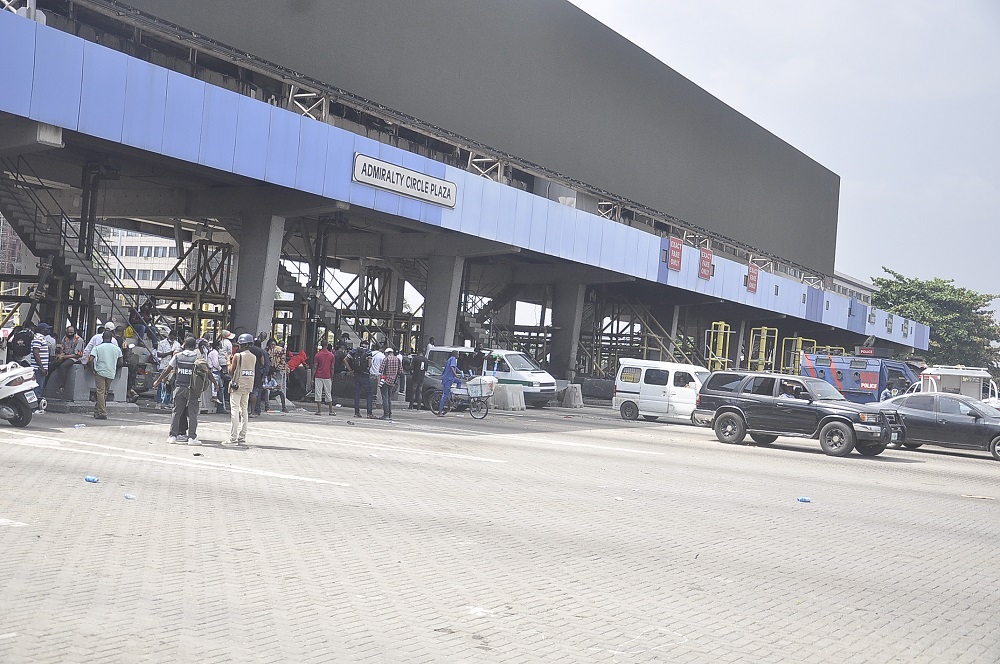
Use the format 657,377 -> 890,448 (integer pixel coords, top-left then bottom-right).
446,375 -> 498,419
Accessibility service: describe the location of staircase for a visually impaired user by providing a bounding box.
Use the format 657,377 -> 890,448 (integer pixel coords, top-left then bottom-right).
276,264 -> 360,346
457,310 -> 491,347
0,172 -> 127,327
387,258 -> 428,296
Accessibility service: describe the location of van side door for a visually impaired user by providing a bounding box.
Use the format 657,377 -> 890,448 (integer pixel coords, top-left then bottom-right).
640,368 -> 671,415
669,370 -> 699,419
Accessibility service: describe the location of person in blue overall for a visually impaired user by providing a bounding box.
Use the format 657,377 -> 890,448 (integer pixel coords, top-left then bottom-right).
437,350 -> 464,416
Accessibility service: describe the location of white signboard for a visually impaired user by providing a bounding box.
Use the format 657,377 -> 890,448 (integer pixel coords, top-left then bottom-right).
352,153 -> 457,208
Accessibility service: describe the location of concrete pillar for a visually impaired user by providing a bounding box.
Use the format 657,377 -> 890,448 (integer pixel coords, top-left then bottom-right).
423,255 -> 464,346
549,282 -> 586,381
234,213 -> 285,336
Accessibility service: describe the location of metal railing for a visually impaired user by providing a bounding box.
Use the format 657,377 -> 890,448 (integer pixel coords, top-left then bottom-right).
0,156 -> 164,348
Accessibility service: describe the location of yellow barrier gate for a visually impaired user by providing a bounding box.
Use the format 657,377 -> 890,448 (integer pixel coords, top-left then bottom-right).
747,326 -> 778,372
704,321 -> 732,371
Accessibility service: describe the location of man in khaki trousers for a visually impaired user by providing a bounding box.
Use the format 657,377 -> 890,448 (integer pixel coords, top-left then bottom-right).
226,334 -> 256,446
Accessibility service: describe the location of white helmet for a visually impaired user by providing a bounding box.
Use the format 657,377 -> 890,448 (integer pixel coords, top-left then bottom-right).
384,347 -> 395,354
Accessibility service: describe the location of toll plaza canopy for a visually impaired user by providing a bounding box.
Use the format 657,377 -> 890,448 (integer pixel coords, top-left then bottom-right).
0,8 -> 929,350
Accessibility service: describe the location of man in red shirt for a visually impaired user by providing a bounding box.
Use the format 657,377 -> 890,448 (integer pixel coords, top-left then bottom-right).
312,343 -> 336,415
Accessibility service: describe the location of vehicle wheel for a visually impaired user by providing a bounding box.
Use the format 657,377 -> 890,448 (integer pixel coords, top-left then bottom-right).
642,415 -> 659,422
620,401 -> 639,421
902,442 -> 923,450
750,433 -> 777,445
6,398 -> 32,428
714,412 -> 746,445
426,389 -> 443,411
990,436 -> 1000,462
469,398 -> 488,420
818,421 -> 856,457
855,442 -> 887,457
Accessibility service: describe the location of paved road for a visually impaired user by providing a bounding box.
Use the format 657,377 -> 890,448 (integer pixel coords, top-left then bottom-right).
0,403 -> 997,663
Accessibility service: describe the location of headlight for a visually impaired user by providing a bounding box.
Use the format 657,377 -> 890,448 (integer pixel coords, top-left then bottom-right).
532,382 -> 540,388
858,413 -> 879,423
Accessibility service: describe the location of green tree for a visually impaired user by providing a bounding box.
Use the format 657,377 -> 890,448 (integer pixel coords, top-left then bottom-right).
871,268 -> 1000,368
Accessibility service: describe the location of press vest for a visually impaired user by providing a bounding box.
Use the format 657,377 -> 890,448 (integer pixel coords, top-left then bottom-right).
173,351 -> 197,388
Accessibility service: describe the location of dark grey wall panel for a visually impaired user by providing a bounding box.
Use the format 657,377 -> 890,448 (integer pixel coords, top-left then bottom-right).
124,0 -> 840,274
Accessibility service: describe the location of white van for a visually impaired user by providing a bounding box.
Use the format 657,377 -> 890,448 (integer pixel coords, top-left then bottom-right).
426,345 -> 557,408
613,359 -> 709,423
906,365 -> 1000,406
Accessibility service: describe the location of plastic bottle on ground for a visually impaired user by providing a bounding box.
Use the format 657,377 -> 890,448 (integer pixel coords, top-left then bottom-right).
84,476 -> 99,483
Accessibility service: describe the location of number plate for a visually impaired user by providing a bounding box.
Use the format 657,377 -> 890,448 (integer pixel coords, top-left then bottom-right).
24,391 -> 37,403
890,432 -> 899,441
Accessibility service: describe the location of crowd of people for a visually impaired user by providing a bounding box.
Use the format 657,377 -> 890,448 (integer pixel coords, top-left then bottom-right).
3,311 -> 460,442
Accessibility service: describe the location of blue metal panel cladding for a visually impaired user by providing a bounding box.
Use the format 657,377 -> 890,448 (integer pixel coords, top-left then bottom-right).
232,94 -> 270,181
29,25 -> 83,130
478,179 -> 501,242
294,116 -> 329,195
162,71 -> 205,163
0,11 -> 35,117
264,105 -> 300,188
198,85 -> 240,172
805,287 -> 824,322
321,129 -> 354,203
494,187 -> 518,247
79,42 -> 128,143
0,13 -> 927,349
121,57 -> 168,153
848,301 -> 868,334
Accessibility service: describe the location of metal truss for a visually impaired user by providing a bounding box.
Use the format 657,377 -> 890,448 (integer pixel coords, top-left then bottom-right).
1,1 -> 22,14
597,202 -> 621,221
468,153 -> 503,182
288,85 -> 328,121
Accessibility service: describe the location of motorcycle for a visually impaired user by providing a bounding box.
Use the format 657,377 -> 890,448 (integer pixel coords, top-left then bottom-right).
0,361 -> 41,427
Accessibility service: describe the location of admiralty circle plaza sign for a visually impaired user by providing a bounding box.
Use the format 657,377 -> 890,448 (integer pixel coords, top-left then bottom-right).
352,153 -> 458,208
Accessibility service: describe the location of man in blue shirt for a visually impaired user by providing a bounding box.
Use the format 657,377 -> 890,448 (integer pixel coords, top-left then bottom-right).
89,330 -> 123,420
437,350 -> 465,416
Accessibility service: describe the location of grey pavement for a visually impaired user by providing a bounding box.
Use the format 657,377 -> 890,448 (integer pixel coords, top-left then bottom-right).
0,403 -> 998,662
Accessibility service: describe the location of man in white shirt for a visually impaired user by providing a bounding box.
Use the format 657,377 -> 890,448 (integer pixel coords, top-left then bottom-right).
369,344 -> 385,406
82,321 -> 120,364
154,330 -> 180,409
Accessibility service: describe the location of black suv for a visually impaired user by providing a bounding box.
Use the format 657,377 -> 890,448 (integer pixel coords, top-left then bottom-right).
693,371 -> 903,457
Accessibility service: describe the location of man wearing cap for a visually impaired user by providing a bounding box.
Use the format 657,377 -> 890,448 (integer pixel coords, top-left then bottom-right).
378,347 -> 402,421
226,333 -> 257,446
346,341 -> 374,418
152,336 -> 216,445
154,330 -> 180,409
218,330 -> 234,361
83,321 -> 120,364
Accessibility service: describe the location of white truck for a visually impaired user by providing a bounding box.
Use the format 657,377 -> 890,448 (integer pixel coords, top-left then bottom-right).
906,365 -> 1000,406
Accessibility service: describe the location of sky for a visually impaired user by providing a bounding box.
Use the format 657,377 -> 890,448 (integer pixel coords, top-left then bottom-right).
567,0 -> 1000,295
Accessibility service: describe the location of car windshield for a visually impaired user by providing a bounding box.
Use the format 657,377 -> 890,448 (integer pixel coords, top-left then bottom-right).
807,379 -> 846,400
505,353 -> 542,371
425,362 -> 443,377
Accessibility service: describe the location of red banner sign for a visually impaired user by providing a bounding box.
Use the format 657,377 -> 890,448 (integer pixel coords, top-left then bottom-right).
747,263 -> 759,293
698,248 -> 713,280
858,347 -> 874,356
667,237 -> 683,271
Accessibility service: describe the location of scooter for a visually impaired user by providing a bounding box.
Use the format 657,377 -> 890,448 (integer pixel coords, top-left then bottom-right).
0,361 -> 41,427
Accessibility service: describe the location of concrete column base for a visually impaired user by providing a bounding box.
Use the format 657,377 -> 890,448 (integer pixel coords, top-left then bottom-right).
492,384 -> 526,411
558,384 -> 584,408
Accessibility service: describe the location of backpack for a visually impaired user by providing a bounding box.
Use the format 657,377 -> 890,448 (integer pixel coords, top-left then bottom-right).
350,348 -> 369,375
7,327 -> 33,359
190,357 -> 213,394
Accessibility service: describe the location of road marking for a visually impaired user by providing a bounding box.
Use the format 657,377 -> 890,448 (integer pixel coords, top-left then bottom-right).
0,519 -> 27,527
0,435 -> 348,486
961,495 -> 996,500
240,424 -> 507,463
484,433 -> 665,456
0,633 -> 17,641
